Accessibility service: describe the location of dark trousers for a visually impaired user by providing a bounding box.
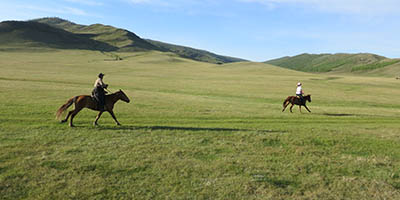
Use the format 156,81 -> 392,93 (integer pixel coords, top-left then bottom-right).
296,94 -> 304,103
92,86 -> 105,110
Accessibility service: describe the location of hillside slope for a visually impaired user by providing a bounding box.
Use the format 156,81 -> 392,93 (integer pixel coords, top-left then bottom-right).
265,53 -> 400,75
29,17 -> 86,32
0,21 -> 117,51
146,39 -> 245,64
31,17 -> 245,64
32,18 -> 161,51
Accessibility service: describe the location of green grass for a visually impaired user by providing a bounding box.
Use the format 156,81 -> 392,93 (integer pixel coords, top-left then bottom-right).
1,48 -> 400,199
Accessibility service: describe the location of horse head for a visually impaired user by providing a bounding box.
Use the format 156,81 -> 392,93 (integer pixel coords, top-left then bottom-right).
305,94 -> 311,102
117,89 -> 130,103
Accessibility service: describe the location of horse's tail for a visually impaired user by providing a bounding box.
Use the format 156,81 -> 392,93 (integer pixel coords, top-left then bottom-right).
55,96 -> 76,120
283,96 -> 291,107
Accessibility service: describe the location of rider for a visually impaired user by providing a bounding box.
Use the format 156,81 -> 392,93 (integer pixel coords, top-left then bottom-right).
296,82 -> 304,103
92,73 -> 108,111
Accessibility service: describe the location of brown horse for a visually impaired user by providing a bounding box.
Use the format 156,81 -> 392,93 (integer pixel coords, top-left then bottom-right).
282,94 -> 311,113
56,89 -> 130,127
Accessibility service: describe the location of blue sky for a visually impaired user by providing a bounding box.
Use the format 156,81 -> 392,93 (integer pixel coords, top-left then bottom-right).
1,0 -> 399,61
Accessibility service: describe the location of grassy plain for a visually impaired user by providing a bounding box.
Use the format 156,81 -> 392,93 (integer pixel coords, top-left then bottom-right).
0,49 -> 400,199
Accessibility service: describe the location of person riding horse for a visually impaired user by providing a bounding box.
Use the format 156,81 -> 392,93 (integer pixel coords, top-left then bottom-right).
92,73 -> 108,111
296,82 -> 304,103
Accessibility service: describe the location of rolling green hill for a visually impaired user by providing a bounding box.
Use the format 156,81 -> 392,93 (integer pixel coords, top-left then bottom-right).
0,21 -> 117,51
31,17 -> 246,64
146,39 -> 245,64
265,53 -> 400,75
32,17 -> 162,51
29,17 -> 86,32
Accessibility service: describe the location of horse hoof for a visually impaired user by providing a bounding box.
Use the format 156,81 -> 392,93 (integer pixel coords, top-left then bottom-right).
60,120 -> 67,123
117,123 -> 121,126
69,124 -> 75,127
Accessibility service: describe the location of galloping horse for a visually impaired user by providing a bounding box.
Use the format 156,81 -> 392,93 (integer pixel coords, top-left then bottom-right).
56,89 -> 130,127
282,94 -> 311,113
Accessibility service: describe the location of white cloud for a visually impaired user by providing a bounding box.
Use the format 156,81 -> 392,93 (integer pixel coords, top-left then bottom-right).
64,0 -> 104,6
0,2 -> 104,22
20,5 -> 89,16
125,0 -> 170,6
64,6 -> 89,15
239,0 -> 400,15
125,0 -> 218,7
129,0 -> 152,3
122,0 -> 224,16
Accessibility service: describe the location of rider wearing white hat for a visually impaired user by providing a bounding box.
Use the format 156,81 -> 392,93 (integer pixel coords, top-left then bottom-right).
296,82 -> 304,102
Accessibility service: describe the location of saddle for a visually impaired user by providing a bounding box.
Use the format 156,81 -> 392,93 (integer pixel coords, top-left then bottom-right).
91,95 -> 98,103
91,95 -> 106,110
91,91 -> 107,103
295,96 -> 304,103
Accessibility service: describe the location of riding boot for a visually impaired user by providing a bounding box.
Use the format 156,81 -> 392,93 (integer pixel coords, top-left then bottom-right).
98,91 -> 105,111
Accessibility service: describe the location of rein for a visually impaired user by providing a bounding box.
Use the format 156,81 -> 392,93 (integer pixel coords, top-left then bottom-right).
105,88 -> 113,94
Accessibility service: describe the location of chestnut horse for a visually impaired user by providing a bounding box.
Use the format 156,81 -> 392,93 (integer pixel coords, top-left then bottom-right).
56,89 -> 130,127
282,94 -> 311,113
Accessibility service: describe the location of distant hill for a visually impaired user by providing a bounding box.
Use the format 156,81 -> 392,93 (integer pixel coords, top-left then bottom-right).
265,53 -> 400,74
30,17 -> 246,64
30,17 -> 85,32
146,39 -> 245,64
0,21 -> 117,51
32,18 -> 162,52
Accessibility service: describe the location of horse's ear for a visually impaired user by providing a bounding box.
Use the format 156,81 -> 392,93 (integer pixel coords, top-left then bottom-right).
119,89 -> 122,92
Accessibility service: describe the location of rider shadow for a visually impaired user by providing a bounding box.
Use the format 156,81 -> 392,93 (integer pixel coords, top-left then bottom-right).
96,125 -> 281,133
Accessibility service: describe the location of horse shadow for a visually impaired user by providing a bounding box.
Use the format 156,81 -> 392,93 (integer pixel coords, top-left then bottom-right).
95,125 -> 280,133
320,113 -> 355,117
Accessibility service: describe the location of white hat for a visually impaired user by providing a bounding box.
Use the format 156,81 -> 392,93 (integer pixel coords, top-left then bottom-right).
297,82 -> 302,86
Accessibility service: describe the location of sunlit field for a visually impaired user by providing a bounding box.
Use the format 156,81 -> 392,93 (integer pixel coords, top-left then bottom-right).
1,49 -> 399,199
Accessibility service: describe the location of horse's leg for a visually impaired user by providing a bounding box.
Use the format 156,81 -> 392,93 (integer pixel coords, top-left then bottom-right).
69,108 -> 83,127
108,110 -> 121,126
299,105 -> 302,113
282,101 -> 289,112
61,110 -> 73,123
304,105 -> 311,113
290,104 -> 294,113
93,111 -> 104,126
